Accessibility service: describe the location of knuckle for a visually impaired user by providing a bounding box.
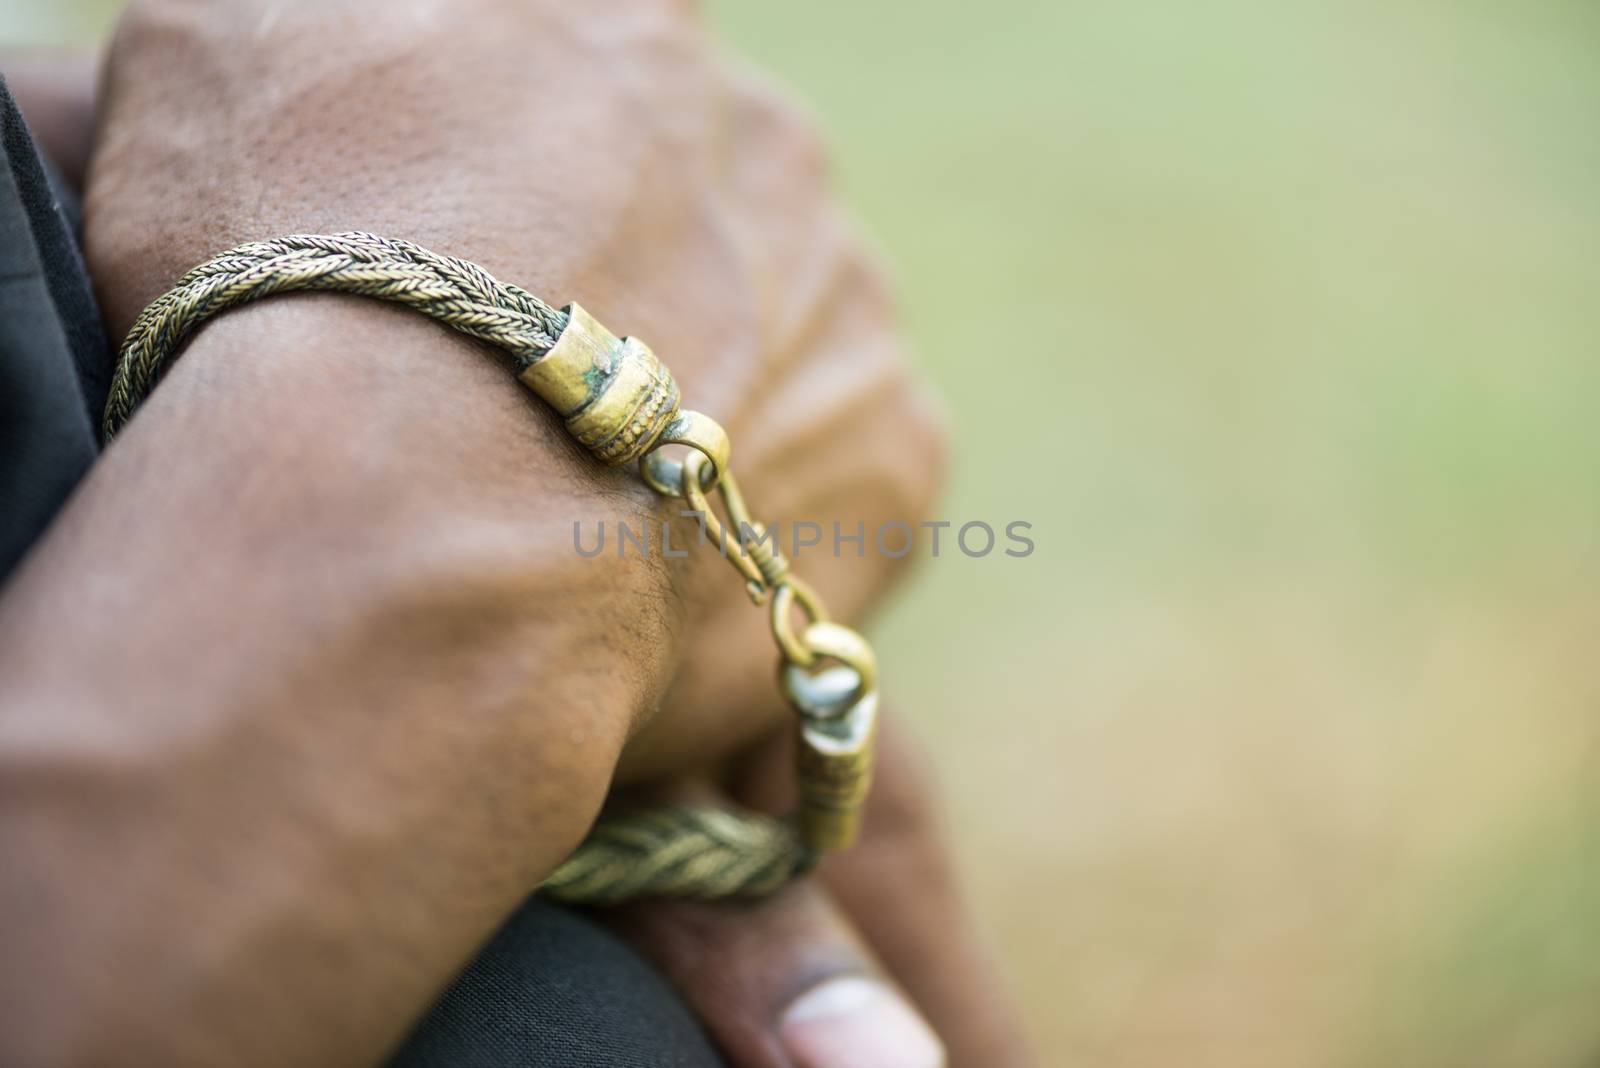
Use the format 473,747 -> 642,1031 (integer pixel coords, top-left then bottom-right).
725,62 -> 835,184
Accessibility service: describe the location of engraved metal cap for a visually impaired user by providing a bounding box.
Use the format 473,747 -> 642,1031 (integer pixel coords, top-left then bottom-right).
518,303 -> 681,466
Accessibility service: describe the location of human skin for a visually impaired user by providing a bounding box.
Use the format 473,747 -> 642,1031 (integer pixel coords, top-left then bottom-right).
0,2 -> 1032,1066
0,51 -> 97,188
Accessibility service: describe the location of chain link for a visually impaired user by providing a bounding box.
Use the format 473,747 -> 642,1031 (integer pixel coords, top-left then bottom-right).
652,426 -> 871,681
642,415 -> 880,852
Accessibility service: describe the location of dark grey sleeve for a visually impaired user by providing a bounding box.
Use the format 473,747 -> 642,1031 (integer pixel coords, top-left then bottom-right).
0,71 -> 107,583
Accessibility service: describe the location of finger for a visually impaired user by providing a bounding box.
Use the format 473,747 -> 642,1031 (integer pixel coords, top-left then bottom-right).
606,876 -> 944,1068
822,719 -> 1037,1067
731,714 -> 1038,1067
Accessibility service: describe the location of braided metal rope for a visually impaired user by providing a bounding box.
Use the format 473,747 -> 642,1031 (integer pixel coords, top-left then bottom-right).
104,231 -> 815,902
543,808 -> 813,905
104,231 -> 570,439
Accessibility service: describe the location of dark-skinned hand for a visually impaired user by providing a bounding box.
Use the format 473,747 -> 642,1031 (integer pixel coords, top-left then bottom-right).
0,5 -> 1033,1066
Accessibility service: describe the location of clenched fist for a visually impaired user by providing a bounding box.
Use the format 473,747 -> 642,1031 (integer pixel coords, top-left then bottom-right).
0,3 -> 1029,1065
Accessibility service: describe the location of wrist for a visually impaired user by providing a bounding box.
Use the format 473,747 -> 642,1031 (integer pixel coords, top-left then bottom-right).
2,288 -> 677,838
0,285 -> 691,1066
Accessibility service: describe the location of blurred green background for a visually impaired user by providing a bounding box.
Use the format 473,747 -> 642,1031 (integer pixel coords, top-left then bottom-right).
8,2 -> 1600,1064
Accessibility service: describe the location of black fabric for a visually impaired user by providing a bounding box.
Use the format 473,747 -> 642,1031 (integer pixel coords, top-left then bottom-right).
391,899 -> 724,1068
0,73 -> 106,582
0,87 -> 106,419
0,75 -> 721,1068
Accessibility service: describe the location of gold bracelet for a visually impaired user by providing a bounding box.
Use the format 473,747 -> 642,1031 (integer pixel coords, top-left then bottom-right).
105,232 -> 878,903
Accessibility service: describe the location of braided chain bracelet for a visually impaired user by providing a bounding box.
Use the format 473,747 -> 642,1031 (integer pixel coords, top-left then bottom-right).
105,232 -> 878,904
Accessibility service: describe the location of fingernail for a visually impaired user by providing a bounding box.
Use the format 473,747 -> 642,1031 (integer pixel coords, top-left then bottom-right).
779,976 -> 945,1068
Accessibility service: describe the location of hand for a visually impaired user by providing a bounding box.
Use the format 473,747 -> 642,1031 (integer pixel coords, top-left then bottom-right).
87,0 -> 941,781
609,717 -> 1035,1068
0,3 -> 1027,1064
